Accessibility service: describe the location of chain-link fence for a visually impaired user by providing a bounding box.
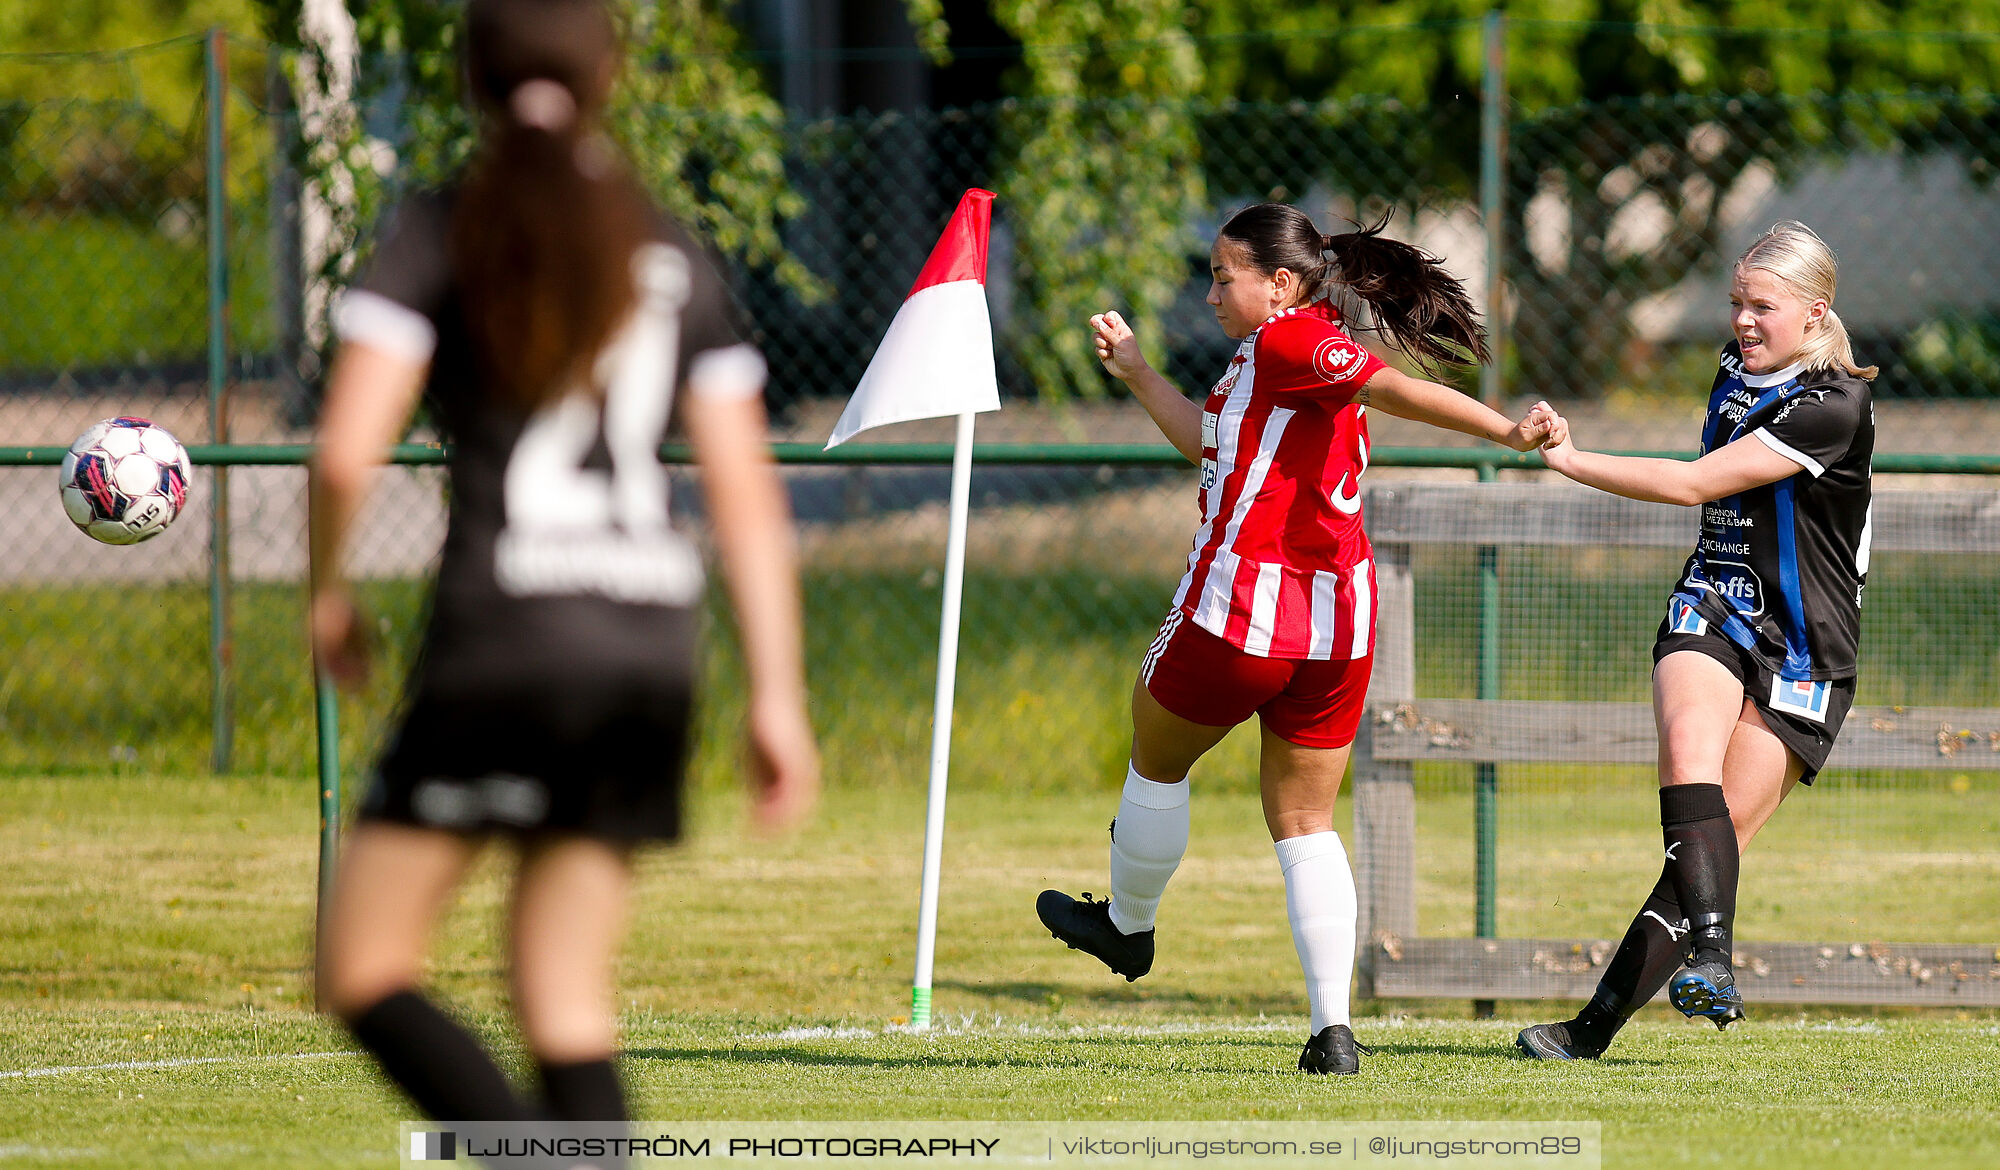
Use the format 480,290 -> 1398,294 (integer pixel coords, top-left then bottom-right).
10,32 -> 2000,439
3,26 -> 1997,1001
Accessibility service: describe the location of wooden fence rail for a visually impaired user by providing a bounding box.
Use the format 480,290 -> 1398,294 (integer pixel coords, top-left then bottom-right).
1351,483 -> 2000,1006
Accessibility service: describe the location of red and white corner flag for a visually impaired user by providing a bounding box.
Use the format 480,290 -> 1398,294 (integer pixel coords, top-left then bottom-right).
827,190 -> 999,1030
825,188 -> 1000,449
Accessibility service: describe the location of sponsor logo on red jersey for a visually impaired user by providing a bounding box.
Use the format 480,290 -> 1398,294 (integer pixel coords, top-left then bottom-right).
1313,336 -> 1369,383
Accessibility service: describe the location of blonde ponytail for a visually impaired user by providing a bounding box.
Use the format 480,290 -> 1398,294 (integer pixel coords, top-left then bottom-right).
1796,306 -> 1877,381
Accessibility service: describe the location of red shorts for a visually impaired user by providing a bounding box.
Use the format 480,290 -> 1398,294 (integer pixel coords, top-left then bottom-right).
1139,610 -> 1373,749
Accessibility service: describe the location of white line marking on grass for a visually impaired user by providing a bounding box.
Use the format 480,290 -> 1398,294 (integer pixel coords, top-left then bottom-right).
757,1026 -> 880,1041
0,1051 -> 350,1080
1036,1021 -> 1300,1038
1785,1021 -> 1884,1033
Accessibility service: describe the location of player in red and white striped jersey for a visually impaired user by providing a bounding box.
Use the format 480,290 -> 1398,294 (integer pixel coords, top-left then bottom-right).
1038,203 -> 1554,1075
1171,295 -> 1381,661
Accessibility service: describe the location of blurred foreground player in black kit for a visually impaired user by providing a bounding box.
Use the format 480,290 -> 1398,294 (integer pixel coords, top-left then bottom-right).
308,0 -> 818,1155
1516,221 -> 1876,1060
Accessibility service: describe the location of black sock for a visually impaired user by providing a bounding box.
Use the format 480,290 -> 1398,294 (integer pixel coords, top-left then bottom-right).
1659,783 -> 1738,967
1569,867 -> 1687,1053
538,1057 -> 628,1122
345,990 -> 535,1121
537,1058 -> 630,1170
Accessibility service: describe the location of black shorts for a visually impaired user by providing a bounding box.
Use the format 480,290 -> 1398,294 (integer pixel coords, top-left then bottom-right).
359,679 -> 694,842
1652,613 -> 1854,784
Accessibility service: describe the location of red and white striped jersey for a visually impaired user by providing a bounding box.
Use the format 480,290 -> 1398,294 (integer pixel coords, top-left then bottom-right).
1170,301 -> 1385,660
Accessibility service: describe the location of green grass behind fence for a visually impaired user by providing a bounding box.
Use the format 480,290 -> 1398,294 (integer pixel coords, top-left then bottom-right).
4,552 -> 1997,778
0,211 -> 276,372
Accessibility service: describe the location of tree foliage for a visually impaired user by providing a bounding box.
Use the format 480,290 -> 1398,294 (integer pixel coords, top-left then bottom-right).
0,3 -> 262,146
988,0 -> 1208,398
1182,1 -> 2000,108
962,0 -> 2000,396
276,0 -> 833,371
0,0 -> 267,221
28,1 -> 1999,400
1,0 -> 261,77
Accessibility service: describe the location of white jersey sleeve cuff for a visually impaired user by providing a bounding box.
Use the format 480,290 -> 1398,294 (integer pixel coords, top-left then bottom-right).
332,289 -> 438,364
1751,427 -> 1825,478
687,344 -> 767,401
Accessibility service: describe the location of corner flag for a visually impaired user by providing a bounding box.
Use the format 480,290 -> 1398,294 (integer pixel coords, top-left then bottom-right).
825,188 -> 999,449
825,190 -> 1000,1031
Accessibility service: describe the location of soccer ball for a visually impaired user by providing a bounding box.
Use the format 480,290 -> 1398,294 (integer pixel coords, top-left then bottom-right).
59,417 -> 193,545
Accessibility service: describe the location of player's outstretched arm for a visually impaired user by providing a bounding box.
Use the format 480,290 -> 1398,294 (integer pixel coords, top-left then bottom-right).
1361,367 -> 1552,451
1540,415 -> 1803,506
308,341 -> 428,688
683,384 -> 821,834
1091,310 -> 1203,463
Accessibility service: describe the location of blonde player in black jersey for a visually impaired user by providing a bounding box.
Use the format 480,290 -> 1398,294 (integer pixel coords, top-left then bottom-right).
309,0 -> 818,1144
1517,222 -> 1877,1060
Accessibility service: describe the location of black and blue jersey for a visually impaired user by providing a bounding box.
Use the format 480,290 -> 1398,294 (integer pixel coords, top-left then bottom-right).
1668,342 -> 1873,687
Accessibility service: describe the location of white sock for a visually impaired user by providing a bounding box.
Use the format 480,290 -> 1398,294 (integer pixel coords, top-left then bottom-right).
1106,763 -> 1189,935
1275,831 -> 1358,1032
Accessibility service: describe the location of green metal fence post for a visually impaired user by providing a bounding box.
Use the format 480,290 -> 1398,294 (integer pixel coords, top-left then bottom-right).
1473,462 -> 1501,1019
1479,8 -> 1508,409
205,27 -> 236,773
315,671 -> 341,928
1471,9 -> 1509,1020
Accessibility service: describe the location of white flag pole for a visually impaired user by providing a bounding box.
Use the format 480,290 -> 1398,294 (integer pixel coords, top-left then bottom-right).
909,410 -> 976,1030
828,187 -> 996,1028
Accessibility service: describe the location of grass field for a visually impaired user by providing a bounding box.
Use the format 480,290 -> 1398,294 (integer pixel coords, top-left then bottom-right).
3,773 -> 1996,1168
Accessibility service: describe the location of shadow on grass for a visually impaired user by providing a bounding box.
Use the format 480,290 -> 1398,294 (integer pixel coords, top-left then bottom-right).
1365,1040 -> 1662,1067
933,978 -> 1305,1017
932,979 -> 1061,1003
626,1043 -> 1291,1076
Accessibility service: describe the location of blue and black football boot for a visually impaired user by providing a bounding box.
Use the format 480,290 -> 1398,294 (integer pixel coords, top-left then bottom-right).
1670,959 -> 1745,1029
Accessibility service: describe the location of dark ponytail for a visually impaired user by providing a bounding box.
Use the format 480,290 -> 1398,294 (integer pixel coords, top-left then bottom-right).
451,0 -> 654,410
1217,204 -> 1489,376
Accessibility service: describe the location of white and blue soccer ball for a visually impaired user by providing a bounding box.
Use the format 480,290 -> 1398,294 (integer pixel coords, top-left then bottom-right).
59,417 -> 193,545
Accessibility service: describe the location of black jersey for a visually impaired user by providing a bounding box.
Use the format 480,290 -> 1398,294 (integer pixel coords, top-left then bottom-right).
336,187 -> 763,700
1669,342 -> 1873,691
